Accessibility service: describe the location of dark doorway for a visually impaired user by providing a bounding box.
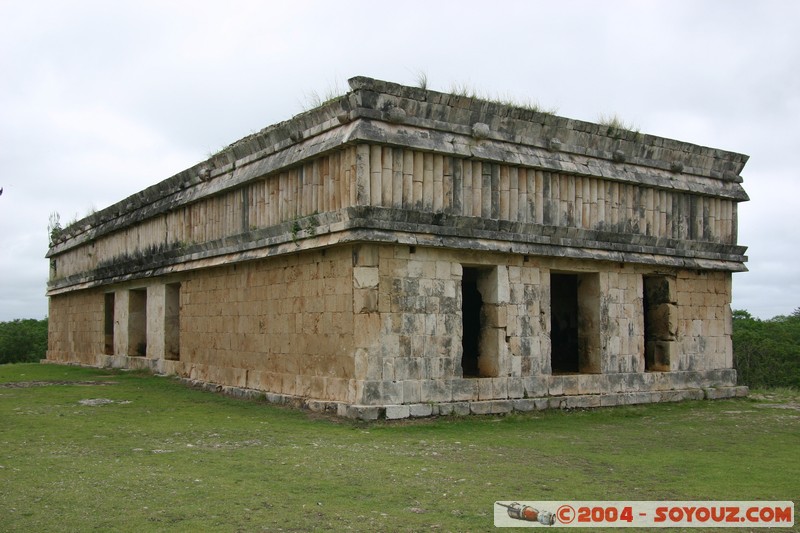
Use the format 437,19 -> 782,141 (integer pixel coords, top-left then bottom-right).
551,273 -> 579,373
104,293 -> 115,355
129,289 -> 147,357
165,283 -> 181,361
461,268 -> 483,377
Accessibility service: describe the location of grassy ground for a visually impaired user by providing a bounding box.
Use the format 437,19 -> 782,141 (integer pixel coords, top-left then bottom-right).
0,363 -> 797,532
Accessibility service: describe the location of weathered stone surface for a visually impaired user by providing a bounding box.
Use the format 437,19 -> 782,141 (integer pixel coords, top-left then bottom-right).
469,401 -> 494,415
408,403 -> 433,417
385,404 -> 410,419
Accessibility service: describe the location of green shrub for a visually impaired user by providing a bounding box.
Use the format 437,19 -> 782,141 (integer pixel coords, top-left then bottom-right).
733,308 -> 800,389
0,318 -> 48,364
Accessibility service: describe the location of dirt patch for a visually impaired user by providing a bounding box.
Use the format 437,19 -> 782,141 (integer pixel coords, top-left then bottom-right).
78,398 -> 116,406
77,398 -> 131,406
754,403 -> 800,411
0,380 -> 118,388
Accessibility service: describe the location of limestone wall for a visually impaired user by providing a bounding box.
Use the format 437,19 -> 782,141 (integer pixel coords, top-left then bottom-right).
179,246 -> 355,401
48,289 -> 105,365
675,270 -> 733,371
345,243 -> 734,407
48,246 -> 358,402
46,241 -> 739,415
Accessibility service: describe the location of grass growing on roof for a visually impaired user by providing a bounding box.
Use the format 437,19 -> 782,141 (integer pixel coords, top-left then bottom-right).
0,363 -> 797,531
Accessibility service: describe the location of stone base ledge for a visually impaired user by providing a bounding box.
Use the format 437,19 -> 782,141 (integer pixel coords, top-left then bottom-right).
343,386 -> 748,420
176,377 -> 748,421
42,357 -> 749,421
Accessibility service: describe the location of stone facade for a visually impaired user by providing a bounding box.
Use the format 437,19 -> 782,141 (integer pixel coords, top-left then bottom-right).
46,77 -> 749,418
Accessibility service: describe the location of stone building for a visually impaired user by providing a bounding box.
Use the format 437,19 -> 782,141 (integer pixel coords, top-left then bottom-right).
46,76 -> 749,419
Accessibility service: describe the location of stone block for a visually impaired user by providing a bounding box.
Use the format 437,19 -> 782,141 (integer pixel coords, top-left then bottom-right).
603,373 -> 625,394
353,288 -> 378,313
409,403 -> 433,417
547,397 -> 567,409
352,406 -> 381,420
628,391 -> 657,405
477,378 -> 494,400
507,377 -> 524,398
365,356 -> 383,381
336,403 -> 350,417
324,378 -> 349,402
704,368 -> 736,387
403,380 -> 421,404
357,380 -> 383,405
492,377 -> 508,399
305,399 -> 329,412
577,374 -> 603,395
600,394 -> 622,407
353,312 -> 381,346
522,376 -> 547,398
619,372 -> 646,393
385,404 -> 410,419
451,379 -> 479,401
490,400 -> 513,414
420,379 -> 451,402
393,357 -> 420,380
555,395 -> 600,409
435,260 -> 451,280
547,376 -> 563,396
266,392 -> 286,405
353,349 -> 368,379
383,380 -> 404,404
436,403 -> 455,416
451,402 -> 472,416
511,399 -> 537,412
352,245 -> 379,267
382,359 -> 395,381
280,374 -> 297,396
353,266 -> 379,288
556,375 -> 580,396
469,401 -> 494,415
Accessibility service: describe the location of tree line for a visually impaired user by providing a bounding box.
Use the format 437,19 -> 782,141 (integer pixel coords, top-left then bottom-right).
0,312 -> 798,390
731,308 -> 800,389
0,318 -> 48,364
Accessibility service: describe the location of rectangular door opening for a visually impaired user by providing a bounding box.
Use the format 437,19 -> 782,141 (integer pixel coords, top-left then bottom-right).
128,288 -> 147,357
551,273 -> 579,373
461,268 -> 483,377
165,283 -> 181,361
103,293 -> 115,355
550,272 -> 601,374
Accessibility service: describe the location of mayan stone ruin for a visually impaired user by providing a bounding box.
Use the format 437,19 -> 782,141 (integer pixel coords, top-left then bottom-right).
46,76 -> 750,419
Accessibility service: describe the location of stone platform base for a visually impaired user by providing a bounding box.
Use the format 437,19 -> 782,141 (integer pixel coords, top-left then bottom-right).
175,377 -> 747,421
43,357 -> 748,421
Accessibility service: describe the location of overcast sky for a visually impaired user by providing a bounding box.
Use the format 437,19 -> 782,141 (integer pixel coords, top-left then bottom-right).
1,0 -> 798,322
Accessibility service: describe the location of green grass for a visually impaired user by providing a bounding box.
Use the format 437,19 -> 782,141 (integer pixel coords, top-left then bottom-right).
597,112 -> 641,137
1,364 -> 798,532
